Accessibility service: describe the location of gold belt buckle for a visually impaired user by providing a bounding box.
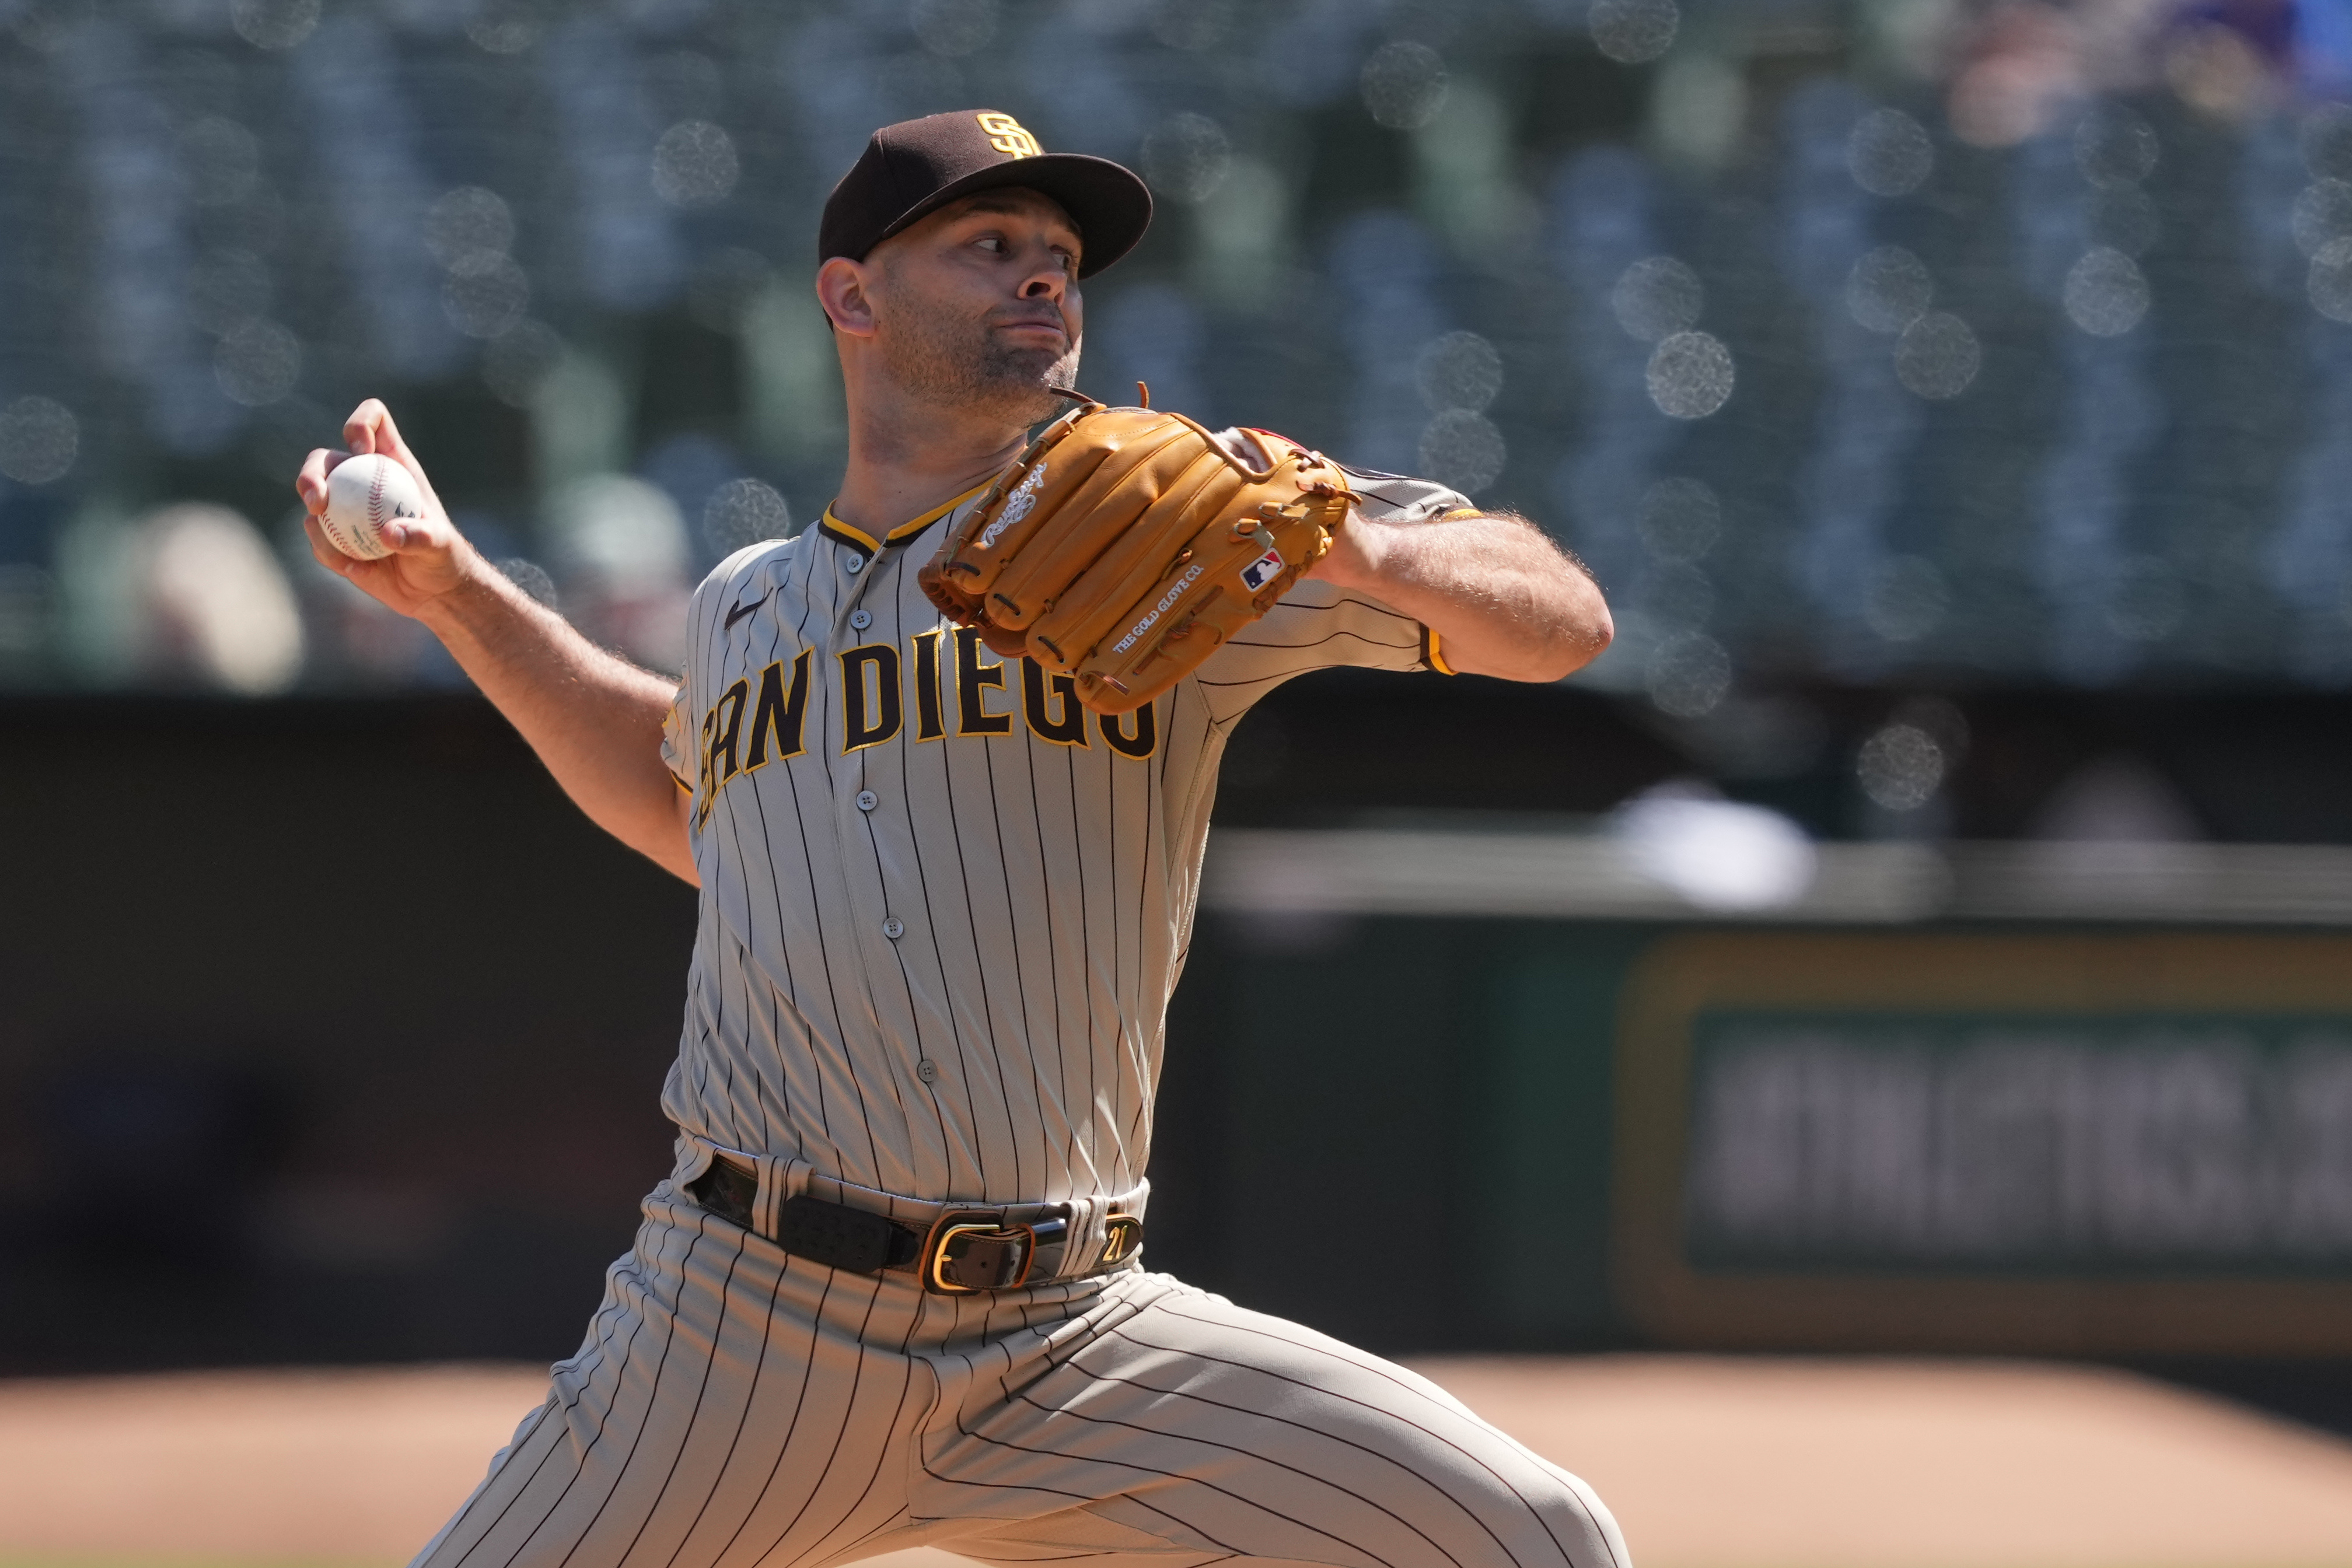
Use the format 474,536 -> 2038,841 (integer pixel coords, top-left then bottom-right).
922,1210 -> 1036,1294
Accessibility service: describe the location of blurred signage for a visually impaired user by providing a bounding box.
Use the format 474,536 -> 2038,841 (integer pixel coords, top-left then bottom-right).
1686,1018 -> 2352,1269
1614,933 -> 2352,1353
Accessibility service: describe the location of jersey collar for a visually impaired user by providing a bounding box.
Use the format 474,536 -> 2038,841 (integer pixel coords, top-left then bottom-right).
818,481 -> 991,555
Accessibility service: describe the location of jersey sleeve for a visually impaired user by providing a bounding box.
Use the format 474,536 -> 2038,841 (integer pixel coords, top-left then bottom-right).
667,540 -> 804,804
1338,464 -> 1479,529
662,541 -> 774,803
663,579 -> 709,802
661,678 -> 694,795
1188,442 -> 1477,726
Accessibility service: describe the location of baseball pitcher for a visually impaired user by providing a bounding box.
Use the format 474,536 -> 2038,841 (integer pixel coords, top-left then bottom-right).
297,111 -> 1623,1568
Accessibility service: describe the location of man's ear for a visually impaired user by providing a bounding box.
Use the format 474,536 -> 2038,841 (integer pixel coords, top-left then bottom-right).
816,257 -> 879,338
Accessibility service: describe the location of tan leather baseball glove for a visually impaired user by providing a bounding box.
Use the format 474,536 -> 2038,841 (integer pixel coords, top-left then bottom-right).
919,395 -> 1351,714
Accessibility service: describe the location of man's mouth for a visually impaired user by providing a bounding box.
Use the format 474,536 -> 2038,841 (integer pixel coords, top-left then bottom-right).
995,314 -> 1068,342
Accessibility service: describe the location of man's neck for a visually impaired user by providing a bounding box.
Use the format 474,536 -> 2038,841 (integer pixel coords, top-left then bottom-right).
830,384 -> 1033,537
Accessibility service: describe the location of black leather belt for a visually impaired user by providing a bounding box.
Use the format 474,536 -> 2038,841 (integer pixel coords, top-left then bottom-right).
686,1157 -> 1142,1294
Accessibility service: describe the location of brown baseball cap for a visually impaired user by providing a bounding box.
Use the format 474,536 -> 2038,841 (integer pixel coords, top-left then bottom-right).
818,110 -> 1152,280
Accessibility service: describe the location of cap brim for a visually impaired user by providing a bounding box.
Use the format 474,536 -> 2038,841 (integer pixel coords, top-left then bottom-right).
869,153 -> 1153,279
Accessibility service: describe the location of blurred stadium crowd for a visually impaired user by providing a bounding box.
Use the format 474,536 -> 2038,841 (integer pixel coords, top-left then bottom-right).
1,0 -> 2351,715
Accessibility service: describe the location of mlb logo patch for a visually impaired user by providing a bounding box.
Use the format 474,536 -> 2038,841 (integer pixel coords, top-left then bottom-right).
1239,547 -> 1285,593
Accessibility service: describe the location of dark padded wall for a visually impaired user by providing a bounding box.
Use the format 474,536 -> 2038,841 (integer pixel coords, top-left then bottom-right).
0,696 -> 696,1370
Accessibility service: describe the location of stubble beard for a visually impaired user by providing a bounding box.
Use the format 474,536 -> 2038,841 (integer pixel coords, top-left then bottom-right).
880,291 -> 1080,429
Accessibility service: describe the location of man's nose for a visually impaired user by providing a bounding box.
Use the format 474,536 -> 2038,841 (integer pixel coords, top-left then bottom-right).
1019,272 -> 1063,301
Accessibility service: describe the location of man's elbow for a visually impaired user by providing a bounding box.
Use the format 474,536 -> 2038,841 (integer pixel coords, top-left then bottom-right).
1524,599 -> 1612,683
1572,600 -> 1614,670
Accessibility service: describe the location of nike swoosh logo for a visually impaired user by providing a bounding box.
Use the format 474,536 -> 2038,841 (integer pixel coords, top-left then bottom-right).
724,592 -> 770,631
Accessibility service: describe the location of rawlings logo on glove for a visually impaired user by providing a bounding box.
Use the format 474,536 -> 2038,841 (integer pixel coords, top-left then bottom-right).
918,392 -> 1351,714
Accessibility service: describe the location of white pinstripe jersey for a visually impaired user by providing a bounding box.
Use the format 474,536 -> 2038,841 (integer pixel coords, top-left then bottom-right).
658,440 -> 1472,1209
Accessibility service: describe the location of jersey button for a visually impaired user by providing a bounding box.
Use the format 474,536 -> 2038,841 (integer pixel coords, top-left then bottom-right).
855,789 -> 878,811
917,1059 -> 938,1083
850,609 -> 872,631
844,554 -> 865,573
882,917 -> 905,939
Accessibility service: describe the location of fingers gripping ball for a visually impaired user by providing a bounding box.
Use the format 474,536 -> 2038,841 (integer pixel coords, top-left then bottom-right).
320,453 -> 424,561
920,400 -> 1349,713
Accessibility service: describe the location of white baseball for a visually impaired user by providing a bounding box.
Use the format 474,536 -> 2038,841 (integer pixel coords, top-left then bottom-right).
320,452 -> 425,561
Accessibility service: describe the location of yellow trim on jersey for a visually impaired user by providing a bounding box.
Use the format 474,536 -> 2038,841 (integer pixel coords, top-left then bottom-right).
1425,627 -> 1456,676
1423,513 -> 1480,677
820,481 -> 992,553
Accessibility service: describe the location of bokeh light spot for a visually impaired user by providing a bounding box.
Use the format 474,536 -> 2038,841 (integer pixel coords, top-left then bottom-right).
1894,312 -> 1980,398
215,321 -> 302,407
653,121 -> 740,209
2293,178 -> 2352,258
497,558 -> 559,610
1857,722 -> 1944,810
444,254 -> 532,340
0,397 -> 78,485
425,187 -> 516,269
1848,108 -> 1934,197
1647,631 -> 1732,717
466,0 -> 549,54
2311,237 -> 2352,323
2074,103 -> 2158,187
2063,247 -> 2150,336
1414,330 -> 1503,413
1612,256 -> 1704,342
1361,42 -> 1449,130
1647,331 -> 1735,418
229,0 -> 319,51
1141,114 -> 1231,204
1417,409 -> 1507,494
1590,0 -> 1679,64
703,478 -> 795,555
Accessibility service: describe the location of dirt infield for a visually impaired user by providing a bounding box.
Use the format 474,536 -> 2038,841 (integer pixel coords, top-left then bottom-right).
2,1356 -> 2349,1568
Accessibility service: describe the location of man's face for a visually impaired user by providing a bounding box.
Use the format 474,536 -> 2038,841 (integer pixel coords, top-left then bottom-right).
864,188 -> 1085,426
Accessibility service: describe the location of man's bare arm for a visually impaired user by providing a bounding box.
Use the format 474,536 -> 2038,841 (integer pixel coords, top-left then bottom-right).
1309,507 -> 1613,681
295,401 -> 698,886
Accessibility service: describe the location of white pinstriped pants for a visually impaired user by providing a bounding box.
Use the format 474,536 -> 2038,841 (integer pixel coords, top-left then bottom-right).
412,1182 -> 1630,1568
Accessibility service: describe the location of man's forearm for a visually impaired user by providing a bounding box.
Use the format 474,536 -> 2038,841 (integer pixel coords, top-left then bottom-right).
419,566 -> 697,884
1320,510 -> 1612,681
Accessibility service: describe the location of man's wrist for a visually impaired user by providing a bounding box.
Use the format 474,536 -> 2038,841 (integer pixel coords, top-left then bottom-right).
1316,508 -> 1388,587
413,546 -> 512,638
